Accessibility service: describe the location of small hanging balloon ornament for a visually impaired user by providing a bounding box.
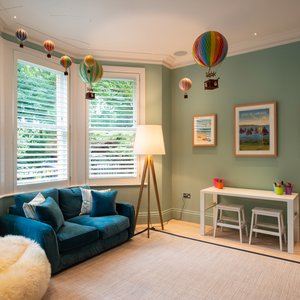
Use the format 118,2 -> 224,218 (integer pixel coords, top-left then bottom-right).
192,31 -> 228,90
84,55 -> 95,73
15,28 -> 28,48
179,78 -> 192,99
60,55 -> 72,76
79,60 -> 103,99
43,40 -> 55,58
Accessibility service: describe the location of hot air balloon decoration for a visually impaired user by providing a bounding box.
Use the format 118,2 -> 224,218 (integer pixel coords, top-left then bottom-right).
15,28 -> 28,48
79,60 -> 103,99
179,78 -> 192,99
192,31 -> 228,90
43,40 -> 55,58
60,55 -> 72,76
84,55 -> 95,74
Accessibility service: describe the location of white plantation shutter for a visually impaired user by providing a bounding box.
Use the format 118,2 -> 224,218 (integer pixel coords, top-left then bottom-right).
17,60 -> 68,185
88,75 -> 138,179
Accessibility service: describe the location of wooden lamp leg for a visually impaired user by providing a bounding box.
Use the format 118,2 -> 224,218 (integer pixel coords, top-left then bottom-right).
150,155 -> 164,230
134,156 -> 148,232
135,154 -> 164,237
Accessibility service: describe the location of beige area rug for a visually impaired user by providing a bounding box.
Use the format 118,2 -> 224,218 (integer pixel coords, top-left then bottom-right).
43,230 -> 300,300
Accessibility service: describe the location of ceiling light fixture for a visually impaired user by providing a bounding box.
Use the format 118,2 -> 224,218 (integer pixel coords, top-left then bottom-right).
13,15 -> 17,19
254,32 -> 258,36
173,50 -> 187,57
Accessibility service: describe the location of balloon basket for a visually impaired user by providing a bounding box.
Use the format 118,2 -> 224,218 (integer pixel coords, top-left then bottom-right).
86,92 -> 95,100
204,79 -> 219,90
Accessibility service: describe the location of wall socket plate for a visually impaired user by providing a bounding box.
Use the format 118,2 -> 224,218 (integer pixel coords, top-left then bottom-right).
182,193 -> 191,199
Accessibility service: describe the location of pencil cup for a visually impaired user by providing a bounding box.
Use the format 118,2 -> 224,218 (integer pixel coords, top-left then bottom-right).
213,178 -> 224,189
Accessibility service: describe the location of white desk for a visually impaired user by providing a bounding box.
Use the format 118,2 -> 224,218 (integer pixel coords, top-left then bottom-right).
200,186 -> 299,253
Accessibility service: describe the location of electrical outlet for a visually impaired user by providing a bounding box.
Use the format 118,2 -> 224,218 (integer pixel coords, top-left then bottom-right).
182,193 -> 191,199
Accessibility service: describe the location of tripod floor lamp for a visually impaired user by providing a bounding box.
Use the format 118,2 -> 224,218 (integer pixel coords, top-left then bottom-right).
134,125 -> 165,238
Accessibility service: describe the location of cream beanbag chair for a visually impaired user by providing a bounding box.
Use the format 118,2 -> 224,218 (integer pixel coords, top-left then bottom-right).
0,235 -> 51,300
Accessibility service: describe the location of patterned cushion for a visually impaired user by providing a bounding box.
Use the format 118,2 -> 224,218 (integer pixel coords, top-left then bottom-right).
80,188 -> 111,215
22,193 -> 45,220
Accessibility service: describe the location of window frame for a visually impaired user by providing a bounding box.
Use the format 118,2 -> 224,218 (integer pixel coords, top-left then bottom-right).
13,51 -> 70,192
85,65 -> 145,186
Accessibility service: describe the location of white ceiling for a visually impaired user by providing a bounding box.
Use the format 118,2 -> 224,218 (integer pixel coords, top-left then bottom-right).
1,0 -> 300,68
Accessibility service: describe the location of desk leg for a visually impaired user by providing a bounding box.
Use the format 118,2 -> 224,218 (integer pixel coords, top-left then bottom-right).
212,194 -> 218,229
200,191 -> 205,235
295,195 -> 299,242
287,201 -> 294,253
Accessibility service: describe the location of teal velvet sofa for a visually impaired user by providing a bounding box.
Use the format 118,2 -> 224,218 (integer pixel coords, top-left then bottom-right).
0,187 -> 135,274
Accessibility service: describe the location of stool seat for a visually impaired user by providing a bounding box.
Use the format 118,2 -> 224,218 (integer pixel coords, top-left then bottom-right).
252,207 -> 283,217
249,207 -> 286,251
213,203 -> 248,243
217,203 -> 245,211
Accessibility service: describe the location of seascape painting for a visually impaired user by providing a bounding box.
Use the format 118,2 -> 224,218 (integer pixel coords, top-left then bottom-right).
193,114 -> 216,146
234,102 -> 277,156
239,108 -> 270,151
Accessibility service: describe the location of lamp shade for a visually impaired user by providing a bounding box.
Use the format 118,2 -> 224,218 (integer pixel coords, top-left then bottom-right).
134,125 -> 165,155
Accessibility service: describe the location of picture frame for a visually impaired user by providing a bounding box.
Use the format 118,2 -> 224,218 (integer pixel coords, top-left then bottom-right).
234,101 -> 277,157
193,114 -> 216,146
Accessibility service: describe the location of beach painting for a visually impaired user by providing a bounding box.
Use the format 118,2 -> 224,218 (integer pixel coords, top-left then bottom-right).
234,102 -> 277,156
193,114 -> 216,146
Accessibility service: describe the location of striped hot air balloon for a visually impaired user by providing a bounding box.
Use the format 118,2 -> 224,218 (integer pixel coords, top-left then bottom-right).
192,31 -> 228,77
60,55 -> 72,76
79,60 -> 103,87
15,28 -> 28,48
179,78 -> 192,99
84,55 -> 95,73
43,40 -> 55,58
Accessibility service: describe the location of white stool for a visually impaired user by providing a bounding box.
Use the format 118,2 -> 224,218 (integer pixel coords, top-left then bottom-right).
249,207 -> 287,251
213,203 -> 248,243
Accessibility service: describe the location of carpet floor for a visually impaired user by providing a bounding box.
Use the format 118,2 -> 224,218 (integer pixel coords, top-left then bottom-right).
43,230 -> 300,300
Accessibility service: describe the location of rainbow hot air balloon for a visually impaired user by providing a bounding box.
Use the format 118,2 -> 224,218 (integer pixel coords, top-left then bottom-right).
60,55 -> 72,76
179,78 -> 192,99
84,55 -> 95,73
43,40 -> 55,58
192,31 -> 228,78
15,28 -> 28,48
79,60 -> 103,99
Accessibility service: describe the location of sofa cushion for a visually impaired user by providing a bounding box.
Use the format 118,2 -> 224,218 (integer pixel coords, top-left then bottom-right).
80,188 -> 111,215
35,197 -> 65,232
68,215 -> 130,240
90,190 -> 118,217
56,221 -> 99,253
15,188 -> 59,217
58,186 -> 89,220
22,192 -> 45,220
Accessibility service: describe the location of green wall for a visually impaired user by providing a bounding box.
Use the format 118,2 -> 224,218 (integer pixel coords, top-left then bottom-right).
1,31 -> 299,227
171,41 -> 300,223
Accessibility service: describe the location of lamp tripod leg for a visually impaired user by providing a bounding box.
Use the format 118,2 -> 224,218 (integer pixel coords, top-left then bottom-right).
134,156 -> 148,232
150,156 -> 164,230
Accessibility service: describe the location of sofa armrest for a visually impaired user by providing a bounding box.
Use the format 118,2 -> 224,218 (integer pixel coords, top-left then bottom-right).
116,202 -> 135,238
0,214 -> 61,273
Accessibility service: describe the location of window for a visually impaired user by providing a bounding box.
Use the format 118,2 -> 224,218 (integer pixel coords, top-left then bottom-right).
16,59 -> 68,186
87,66 -> 145,185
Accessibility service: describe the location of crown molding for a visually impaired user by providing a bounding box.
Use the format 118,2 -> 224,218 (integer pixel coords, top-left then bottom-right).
2,27 -> 300,70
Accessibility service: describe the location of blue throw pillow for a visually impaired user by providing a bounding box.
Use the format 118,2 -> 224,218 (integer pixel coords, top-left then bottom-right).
58,186 -> 89,219
35,196 -> 65,232
90,190 -> 118,217
15,188 -> 59,217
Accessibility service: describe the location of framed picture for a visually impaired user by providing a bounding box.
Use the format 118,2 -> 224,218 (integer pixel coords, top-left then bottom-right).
193,114 -> 216,146
234,102 -> 277,156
